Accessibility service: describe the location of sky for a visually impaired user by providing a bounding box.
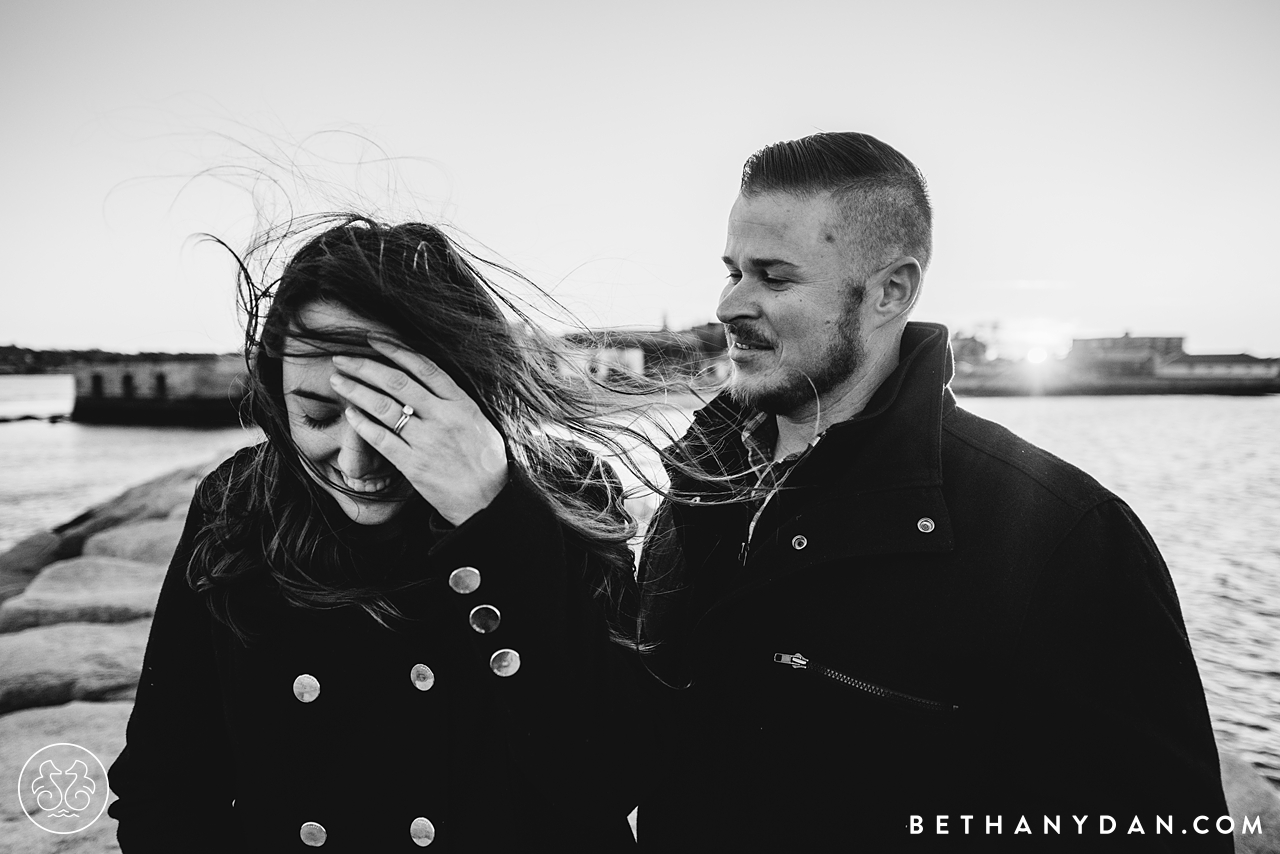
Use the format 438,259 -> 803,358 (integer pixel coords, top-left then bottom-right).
2,0 -> 1278,359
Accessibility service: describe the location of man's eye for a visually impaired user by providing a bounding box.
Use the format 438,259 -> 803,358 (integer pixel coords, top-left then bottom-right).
302,411 -> 341,429
761,276 -> 787,286
725,271 -> 742,283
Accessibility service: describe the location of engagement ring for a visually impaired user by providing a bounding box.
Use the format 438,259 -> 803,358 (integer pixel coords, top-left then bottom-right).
392,403 -> 414,435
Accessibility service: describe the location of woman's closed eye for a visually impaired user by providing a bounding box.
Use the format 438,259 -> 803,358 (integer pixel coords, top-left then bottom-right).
301,409 -> 342,429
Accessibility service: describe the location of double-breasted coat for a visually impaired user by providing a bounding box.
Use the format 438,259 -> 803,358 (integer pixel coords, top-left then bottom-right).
107,452 -> 642,852
632,322 -> 1231,852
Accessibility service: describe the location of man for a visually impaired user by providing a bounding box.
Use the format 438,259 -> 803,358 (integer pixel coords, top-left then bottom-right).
631,132 -> 1230,851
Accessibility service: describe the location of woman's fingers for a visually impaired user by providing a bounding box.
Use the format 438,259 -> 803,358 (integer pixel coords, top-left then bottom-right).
367,338 -> 465,401
332,354 -> 432,408
328,371 -> 416,434
342,406 -> 411,466
329,341 -> 507,525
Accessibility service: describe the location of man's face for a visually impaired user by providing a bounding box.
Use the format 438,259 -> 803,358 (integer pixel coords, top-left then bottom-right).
718,191 -> 870,417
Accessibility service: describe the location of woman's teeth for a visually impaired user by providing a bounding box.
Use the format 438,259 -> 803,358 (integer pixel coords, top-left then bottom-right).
338,471 -> 395,493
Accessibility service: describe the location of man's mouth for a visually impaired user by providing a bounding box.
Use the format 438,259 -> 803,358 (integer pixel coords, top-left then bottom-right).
729,332 -> 774,354
726,324 -> 773,352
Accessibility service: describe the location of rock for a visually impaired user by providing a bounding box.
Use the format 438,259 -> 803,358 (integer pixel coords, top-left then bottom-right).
0,557 -> 166,633
88,465 -> 204,522
0,700 -> 132,853
0,531 -> 63,605
50,511 -> 128,562
0,621 -> 150,714
1221,751 -> 1280,853
83,520 -> 186,567
115,477 -> 201,521
52,465 -> 205,557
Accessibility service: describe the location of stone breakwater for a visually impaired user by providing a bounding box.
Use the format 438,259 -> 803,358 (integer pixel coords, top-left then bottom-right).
0,461 -> 1278,852
0,459 -> 212,853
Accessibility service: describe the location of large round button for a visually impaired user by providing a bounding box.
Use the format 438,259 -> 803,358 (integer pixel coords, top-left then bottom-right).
791,535 -> 808,550
410,816 -> 436,847
469,604 -> 501,634
300,820 -> 327,846
293,674 -> 320,703
490,648 -> 521,677
449,567 -> 481,594
917,517 -> 936,533
410,663 -> 435,691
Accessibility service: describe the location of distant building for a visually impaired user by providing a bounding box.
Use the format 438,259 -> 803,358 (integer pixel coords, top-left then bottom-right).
950,333 -> 992,367
562,324 -> 729,386
1064,333 -> 1187,376
1156,353 -> 1280,379
70,355 -> 249,425
953,330 -> 1280,396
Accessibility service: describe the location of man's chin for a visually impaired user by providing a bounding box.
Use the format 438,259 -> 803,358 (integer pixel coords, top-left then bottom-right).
727,375 -> 805,415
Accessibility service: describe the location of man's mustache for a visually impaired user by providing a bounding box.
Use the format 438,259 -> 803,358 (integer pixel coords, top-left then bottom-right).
724,323 -> 775,348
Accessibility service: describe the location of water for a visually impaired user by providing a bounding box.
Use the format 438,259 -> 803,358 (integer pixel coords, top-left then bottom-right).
0,375 -> 259,552
0,374 -> 74,421
0,377 -> 1276,785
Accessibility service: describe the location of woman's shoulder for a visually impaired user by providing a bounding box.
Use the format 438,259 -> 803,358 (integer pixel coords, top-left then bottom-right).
194,441 -> 269,508
206,441 -> 268,480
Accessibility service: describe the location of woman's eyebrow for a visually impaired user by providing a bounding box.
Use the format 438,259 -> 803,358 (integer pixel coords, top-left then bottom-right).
286,389 -> 340,404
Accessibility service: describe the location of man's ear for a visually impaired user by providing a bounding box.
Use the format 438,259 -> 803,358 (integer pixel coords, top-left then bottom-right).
869,257 -> 923,328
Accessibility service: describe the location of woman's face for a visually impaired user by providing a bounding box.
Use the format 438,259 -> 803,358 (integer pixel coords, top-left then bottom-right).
280,301 -> 416,524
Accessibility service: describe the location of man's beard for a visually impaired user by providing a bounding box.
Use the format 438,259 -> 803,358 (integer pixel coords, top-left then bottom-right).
727,283 -> 867,416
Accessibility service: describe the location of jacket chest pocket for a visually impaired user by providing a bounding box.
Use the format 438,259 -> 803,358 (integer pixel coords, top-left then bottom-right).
774,651 -> 959,715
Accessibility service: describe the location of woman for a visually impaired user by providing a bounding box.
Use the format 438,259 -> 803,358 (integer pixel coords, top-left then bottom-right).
107,216 -> 654,851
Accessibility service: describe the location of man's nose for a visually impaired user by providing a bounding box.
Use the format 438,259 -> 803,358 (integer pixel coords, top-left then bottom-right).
336,420 -> 385,478
716,279 -> 758,325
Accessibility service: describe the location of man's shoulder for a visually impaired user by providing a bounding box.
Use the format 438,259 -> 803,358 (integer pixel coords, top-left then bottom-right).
941,405 -> 1116,515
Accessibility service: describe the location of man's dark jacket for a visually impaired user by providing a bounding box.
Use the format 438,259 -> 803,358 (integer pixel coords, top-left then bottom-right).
633,322 -> 1230,851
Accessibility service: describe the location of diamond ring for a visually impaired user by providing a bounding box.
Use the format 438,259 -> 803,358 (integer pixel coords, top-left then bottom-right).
392,403 -> 414,436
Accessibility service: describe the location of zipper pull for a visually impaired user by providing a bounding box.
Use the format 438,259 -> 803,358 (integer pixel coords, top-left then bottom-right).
738,541 -> 749,565
773,652 -> 808,669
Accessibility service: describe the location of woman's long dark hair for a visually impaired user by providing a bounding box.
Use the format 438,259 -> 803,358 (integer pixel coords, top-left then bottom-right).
190,214 -> 702,644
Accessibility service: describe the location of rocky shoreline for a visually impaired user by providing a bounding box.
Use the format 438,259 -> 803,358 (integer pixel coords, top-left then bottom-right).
1,459 -> 1277,852
0,459 -> 211,853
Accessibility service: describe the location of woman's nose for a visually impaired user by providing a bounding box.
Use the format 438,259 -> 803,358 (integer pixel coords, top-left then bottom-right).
335,421 -> 386,478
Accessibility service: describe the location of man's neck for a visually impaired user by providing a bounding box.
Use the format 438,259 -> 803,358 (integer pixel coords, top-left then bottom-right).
771,346 -> 900,462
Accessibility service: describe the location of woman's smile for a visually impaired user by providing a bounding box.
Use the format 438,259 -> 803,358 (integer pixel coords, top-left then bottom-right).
331,466 -> 402,495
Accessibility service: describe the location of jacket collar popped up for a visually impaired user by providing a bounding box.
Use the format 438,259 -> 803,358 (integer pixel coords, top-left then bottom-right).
670,321 -> 959,560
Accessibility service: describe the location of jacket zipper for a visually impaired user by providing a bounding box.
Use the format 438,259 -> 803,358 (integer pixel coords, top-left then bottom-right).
774,652 -> 959,714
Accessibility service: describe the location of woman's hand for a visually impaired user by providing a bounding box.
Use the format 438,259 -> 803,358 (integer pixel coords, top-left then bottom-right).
329,338 -> 509,526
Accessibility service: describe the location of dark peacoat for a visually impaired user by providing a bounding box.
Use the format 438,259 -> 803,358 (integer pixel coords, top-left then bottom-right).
107,449 -> 642,852
632,322 -> 1232,852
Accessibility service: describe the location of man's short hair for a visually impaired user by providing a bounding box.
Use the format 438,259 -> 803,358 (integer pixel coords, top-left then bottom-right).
740,132 -> 933,274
